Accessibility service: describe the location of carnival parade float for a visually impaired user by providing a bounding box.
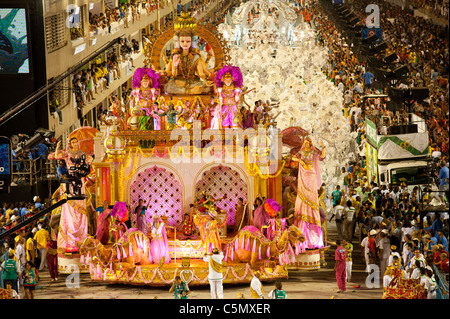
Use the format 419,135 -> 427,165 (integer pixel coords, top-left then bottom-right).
50,8 -> 336,287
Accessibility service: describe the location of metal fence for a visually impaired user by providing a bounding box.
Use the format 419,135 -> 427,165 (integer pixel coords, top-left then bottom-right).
433,264 -> 449,299
11,157 -> 58,186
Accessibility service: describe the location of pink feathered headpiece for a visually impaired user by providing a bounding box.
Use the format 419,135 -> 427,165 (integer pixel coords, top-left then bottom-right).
110,201 -> 128,223
214,65 -> 243,88
132,67 -> 160,89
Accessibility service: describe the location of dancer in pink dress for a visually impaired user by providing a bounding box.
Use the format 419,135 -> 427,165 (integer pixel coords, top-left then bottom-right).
150,216 -> 170,264
110,202 -> 129,242
252,197 -> 271,231
214,65 -> 243,129
150,102 -> 163,130
291,137 -> 326,251
53,137 -> 92,253
334,240 -> 347,293
96,200 -> 111,245
209,100 -> 222,129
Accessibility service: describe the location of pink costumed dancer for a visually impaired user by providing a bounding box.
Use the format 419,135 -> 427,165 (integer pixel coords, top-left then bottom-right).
96,205 -> 111,245
292,137 -> 326,251
53,136 -> 92,253
130,67 -> 160,108
214,65 -> 243,129
110,202 -> 129,242
209,101 -> 222,129
335,241 -> 347,292
150,216 -> 170,264
262,199 -> 283,241
152,102 -> 163,130
252,197 -> 271,231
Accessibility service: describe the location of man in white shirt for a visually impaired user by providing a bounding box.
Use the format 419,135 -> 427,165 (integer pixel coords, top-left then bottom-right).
388,243 -> 401,263
424,266 -> 437,299
409,260 -> 422,279
250,271 -> 264,299
419,267 -> 435,299
353,82 -> 363,94
14,238 -> 26,270
330,204 -> 345,241
371,212 -> 384,229
203,248 -> 224,299
344,90 -> 353,106
343,200 -> 356,242
377,230 -> 391,277
361,230 -> 376,273
341,167 -> 350,193
406,248 -> 426,276
402,241 -> 414,268
337,80 -> 345,93
401,224 -> 414,245
350,105 -> 362,125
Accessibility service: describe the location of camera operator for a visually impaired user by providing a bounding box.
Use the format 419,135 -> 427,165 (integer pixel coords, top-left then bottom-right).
56,160 -> 69,180
54,137 -> 92,196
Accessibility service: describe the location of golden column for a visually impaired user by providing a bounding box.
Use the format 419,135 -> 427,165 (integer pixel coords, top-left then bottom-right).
104,132 -> 127,203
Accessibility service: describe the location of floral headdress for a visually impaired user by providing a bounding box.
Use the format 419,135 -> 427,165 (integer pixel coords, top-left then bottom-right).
132,67 -> 160,89
264,198 -> 282,218
214,65 -> 243,88
110,201 -> 128,223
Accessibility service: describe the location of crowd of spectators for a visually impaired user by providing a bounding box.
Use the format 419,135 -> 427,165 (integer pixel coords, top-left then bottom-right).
0,195 -> 55,298
71,42 -> 136,126
0,197 -> 50,234
304,0 -> 449,294
307,0 -> 449,172
88,0 -> 171,35
2,0 -> 448,299
347,0 -> 449,153
411,0 -> 449,19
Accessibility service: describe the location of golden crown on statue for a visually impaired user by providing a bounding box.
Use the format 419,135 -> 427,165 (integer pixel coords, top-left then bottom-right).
174,12 -> 197,35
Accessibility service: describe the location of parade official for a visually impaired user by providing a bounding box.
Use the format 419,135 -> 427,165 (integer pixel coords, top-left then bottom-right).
203,248 -> 225,299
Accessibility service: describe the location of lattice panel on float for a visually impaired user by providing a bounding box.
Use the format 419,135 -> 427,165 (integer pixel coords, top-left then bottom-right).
129,165 -> 183,228
195,165 -> 247,226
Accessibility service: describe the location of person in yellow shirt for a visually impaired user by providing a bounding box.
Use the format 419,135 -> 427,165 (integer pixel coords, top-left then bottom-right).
5,203 -> 14,220
34,226 -> 49,271
26,232 -> 35,265
351,196 -> 361,211
94,65 -> 107,90
14,228 -> 26,245
101,63 -> 109,88
367,192 -> 376,210
342,239 -> 353,282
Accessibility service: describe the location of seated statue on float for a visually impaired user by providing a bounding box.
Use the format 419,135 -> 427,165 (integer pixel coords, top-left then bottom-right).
159,12 -> 214,95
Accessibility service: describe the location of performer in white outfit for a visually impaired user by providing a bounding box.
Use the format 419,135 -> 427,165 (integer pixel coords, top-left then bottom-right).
203,248 -> 224,299
250,271 -> 264,299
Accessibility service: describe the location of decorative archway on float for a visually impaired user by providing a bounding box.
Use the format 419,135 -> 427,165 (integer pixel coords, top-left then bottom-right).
128,164 -> 184,231
193,164 -> 248,226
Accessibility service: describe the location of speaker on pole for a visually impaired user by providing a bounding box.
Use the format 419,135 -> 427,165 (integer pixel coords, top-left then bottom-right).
382,53 -> 398,65
388,87 -> 429,100
370,41 -> 388,54
393,65 -> 409,78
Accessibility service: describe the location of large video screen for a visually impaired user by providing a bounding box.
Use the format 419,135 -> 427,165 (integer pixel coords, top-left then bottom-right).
0,8 -> 29,74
